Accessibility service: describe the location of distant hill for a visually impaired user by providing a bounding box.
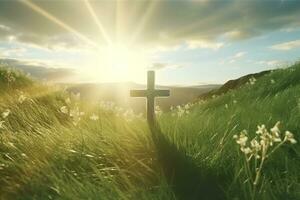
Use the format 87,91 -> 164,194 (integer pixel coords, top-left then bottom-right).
199,70 -> 271,99
67,82 -> 220,113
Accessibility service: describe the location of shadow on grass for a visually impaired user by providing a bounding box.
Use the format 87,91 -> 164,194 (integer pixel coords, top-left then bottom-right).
150,124 -> 225,200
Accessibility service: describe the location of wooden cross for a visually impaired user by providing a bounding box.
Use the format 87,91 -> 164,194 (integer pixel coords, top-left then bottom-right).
130,71 -> 170,126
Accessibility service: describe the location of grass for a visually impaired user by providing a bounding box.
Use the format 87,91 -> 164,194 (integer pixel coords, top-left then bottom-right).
0,63 -> 299,199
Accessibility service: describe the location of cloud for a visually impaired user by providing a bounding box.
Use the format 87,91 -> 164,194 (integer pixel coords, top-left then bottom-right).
270,39 -> 300,50
256,60 -> 287,66
0,0 -> 299,50
0,47 -> 27,57
150,62 -> 183,70
233,51 -> 247,59
220,51 -> 247,64
186,40 -> 224,50
0,58 -> 77,82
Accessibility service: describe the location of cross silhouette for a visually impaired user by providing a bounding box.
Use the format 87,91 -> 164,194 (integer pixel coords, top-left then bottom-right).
130,71 -> 170,126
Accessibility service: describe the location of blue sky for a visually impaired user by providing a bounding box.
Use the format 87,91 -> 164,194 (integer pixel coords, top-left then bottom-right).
0,0 -> 300,85
156,28 -> 300,85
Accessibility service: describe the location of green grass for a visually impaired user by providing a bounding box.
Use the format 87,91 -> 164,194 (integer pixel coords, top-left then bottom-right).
0,63 -> 300,199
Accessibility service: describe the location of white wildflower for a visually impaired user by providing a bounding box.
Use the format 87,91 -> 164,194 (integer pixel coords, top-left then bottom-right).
240,147 -> 252,155
184,104 -> 190,110
235,130 -> 248,147
68,149 -> 77,153
249,77 -> 256,85
89,114 -> 99,121
250,139 -> 261,152
271,79 -> 275,84
2,109 -> 10,119
225,104 -> 228,109
155,106 -> 162,116
256,124 -> 267,135
18,94 -> 27,103
60,106 -> 68,114
284,131 -> 297,144
270,121 -> 282,142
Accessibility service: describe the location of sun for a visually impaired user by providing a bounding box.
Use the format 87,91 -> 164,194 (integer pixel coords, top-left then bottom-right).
85,43 -> 149,83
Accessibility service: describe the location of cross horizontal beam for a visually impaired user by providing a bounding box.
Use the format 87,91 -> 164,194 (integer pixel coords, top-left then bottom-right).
130,71 -> 170,127
130,89 -> 170,97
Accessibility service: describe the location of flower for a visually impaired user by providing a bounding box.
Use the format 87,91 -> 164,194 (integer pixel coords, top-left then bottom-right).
250,138 -> 261,152
235,130 -> 248,147
2,109 -> 10,119
60,106 -> 68,114
234,122 -> 297,188
256,124 -> 267,135
284,131 -> 297,144
18,94 -> 27,103
249,77 -> 256,85
89,114 -> 99,121
155,106 -> 163,116
270,121 -> 282,142
240,147 -> 252,154
271,79 -> 275,84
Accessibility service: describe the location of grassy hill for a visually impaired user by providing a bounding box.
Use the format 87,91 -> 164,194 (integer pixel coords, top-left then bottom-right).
198,70 -> 271,100
0,63 -> 299,200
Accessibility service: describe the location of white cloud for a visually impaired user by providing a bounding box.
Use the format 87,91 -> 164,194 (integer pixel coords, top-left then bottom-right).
0,24 -> 11,31
270,40 -> 300,50
186,40 -> 224,50
256,60 -> 287,66
0,47 -> 27,58
233,51 -> 247,58
220,51 -> 247,64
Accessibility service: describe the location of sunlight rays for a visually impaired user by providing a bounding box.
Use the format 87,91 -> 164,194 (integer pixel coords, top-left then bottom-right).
83,0 -> 112,46
115,0 -> 126,44
19,0 -> 155,83
20,0 -> 99,49
129,0 -> 160,46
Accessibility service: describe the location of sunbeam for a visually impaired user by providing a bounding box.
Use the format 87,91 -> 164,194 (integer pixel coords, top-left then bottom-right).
115,0 -> 126,44
129,0 -> 159,46
20,0 -> 99,48
83,0 -> 112,46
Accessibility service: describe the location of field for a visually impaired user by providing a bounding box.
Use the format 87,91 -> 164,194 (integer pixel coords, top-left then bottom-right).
0,63 -> 299,200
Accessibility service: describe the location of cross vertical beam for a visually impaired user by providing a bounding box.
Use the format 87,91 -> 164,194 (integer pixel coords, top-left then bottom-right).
130,71 -> 170,128
147,71 -> 155,126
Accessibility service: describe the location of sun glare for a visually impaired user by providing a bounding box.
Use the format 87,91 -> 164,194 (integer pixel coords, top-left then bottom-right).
85,43 -> 149,83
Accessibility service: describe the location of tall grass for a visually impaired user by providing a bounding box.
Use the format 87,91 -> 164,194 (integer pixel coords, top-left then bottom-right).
159,63 -> 300,199
0,63 -> 299,199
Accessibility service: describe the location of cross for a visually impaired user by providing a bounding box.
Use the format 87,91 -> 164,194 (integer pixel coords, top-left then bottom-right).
130,71 -> 170,126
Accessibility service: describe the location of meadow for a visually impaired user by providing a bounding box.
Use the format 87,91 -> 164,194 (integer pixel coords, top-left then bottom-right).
0,63 -> 299,200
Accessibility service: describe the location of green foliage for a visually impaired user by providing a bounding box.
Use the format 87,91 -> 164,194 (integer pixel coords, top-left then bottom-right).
0,63 -> 300,199
159,63 -> 300,199
0,67 -> 33,91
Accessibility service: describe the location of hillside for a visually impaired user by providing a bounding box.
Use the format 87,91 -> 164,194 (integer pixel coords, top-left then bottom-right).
0,63 -> 299,200
199,70 -> 271,99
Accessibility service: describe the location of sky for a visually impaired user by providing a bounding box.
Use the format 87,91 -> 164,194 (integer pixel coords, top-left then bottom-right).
0,0 -> 300,85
